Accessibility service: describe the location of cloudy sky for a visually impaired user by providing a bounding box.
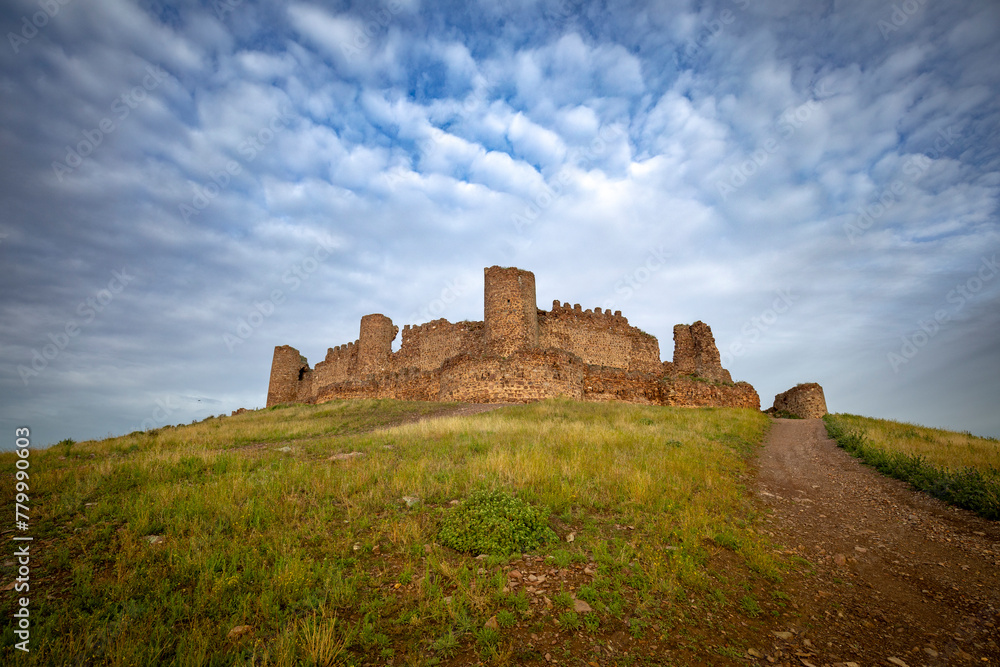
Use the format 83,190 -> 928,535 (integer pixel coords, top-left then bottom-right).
2,0 -> 998,449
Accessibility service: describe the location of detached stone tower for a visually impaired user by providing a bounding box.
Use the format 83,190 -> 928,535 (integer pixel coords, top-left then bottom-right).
484,265 -> 538,356
267,345 -> 311,406
358,314 -> 398,378
769,383 -> 828,418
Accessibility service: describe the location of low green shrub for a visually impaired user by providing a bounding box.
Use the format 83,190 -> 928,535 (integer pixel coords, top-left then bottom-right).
438,489 -> 557,556
823,416 -> 1000,520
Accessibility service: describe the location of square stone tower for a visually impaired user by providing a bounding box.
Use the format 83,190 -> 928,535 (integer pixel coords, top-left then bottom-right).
484,265 -> 539,356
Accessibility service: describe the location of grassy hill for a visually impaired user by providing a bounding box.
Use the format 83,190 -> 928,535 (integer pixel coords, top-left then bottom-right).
823,413 -> 1000,520
2,399 -> 793,666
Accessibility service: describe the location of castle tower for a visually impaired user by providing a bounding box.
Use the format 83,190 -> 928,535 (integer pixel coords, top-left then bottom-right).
673,321 -> 732,383
484,265 -> 538,356
357,313 -> 398,377
267,345 -> 310,407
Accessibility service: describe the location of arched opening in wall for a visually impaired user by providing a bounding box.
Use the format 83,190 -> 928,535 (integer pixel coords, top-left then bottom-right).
298,368 -> 306,381
392,337 -> 402,352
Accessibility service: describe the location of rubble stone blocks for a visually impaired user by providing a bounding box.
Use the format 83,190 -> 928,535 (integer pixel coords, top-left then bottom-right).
769,383 -> 828,418
266,265 -> 760,410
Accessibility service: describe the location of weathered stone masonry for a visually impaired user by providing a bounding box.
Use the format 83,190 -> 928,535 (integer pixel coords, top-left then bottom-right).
267,266 -> 760,410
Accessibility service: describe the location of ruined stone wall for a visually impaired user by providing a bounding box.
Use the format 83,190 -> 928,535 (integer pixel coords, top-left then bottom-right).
439,349 -> 584,403
267,345 -> 312,407
582,366 -> 666,405
393,319 -> 484,372
672,322 -> 733,383
665,378 -> 760,409
312,342 -> 359,390
484,266 -> 538,356
539,301 -> 661,373
770,383 -> 827,418
314,368 -> 441,404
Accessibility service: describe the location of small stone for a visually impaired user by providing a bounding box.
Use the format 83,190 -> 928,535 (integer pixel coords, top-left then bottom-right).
845,663 -> 861,667
566,532 -> 575,543
584,566 -> 595,575
573,599 -> 592,613
401,496 -> 420,507
924,648 -> 939,658
145,535 -> 164,545
484,615 -> 499,630
854,546 -> 867,554
276,446 -> 292,453
509,570 -> 523,579
227,625 -> 252,639
747,648 -> 764,658
528,574 -> 538,582
543,596 -> 553,609
544,654 -> 551,662
887,658 -> 909,667
352,543 -> 361,551
833,554 -> 847,566
773,631 -> 794,640
449,499 -> 460,505
328,451 -> 365,461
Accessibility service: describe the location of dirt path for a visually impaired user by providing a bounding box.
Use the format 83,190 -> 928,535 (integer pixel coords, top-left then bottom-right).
754,418 -> 1000,666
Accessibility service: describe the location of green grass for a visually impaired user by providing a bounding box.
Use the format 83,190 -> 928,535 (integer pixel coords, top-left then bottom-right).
824,414 -> 1000,520
0,397 -> 784,665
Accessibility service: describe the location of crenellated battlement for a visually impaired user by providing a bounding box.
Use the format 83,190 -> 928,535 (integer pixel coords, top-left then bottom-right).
546,300 -> 627,324
266,266 -> 756,410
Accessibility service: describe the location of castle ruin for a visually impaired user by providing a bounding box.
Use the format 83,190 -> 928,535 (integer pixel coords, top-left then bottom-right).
267,266 -> 759,410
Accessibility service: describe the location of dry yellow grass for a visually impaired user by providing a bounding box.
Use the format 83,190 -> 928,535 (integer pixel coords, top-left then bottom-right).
828,414 -> 1000,472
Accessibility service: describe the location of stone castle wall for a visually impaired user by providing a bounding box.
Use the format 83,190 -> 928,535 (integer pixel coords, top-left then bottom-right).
673,322 -> 733,383
538,301 -> 661,374
267,266 -> 758,411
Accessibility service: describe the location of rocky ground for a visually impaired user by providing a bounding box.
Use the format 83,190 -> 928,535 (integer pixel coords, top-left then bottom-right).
753,418 -> 1000,667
